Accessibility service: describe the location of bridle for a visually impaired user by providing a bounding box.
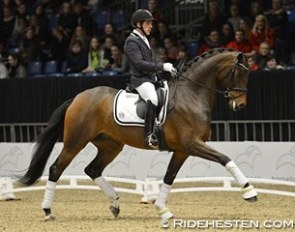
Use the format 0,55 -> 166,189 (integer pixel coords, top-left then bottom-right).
174,59 -> 249,101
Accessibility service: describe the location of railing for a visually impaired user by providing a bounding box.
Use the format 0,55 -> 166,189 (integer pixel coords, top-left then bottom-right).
2,120 -> 295,142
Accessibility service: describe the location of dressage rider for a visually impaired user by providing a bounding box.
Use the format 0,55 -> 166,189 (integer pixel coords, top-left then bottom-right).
124,9 -> 177,149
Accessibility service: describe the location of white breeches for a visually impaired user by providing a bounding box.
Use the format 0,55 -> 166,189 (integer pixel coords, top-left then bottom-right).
136,82 -> 158,106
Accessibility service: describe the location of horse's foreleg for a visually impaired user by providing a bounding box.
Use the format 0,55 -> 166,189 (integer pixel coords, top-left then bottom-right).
42,145 -> 84,221
84,138 -> 124,218
189,141 -> 258,202
155,151 -> 188,219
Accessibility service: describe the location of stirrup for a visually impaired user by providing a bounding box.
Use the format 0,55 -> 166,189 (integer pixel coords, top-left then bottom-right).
145,134 -> 159,149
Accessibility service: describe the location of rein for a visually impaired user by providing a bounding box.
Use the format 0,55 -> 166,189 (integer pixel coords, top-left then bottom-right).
175,61 -> 249,100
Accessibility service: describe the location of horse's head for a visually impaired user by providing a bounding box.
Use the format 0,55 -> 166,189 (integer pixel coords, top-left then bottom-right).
217,51 -> 249,111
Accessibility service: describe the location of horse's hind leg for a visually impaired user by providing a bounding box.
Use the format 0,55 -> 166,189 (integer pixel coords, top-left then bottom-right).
42,144 -> 85,221
84,136 -> 124,218
189,141 -> 258,202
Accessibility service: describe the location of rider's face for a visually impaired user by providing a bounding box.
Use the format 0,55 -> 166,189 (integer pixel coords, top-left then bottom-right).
142,21 -> 153,35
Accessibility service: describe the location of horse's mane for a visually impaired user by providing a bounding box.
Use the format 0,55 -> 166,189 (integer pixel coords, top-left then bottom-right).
179,48 -> 236,74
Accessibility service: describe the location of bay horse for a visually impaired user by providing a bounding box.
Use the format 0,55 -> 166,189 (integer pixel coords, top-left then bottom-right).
19,48 -> 257,221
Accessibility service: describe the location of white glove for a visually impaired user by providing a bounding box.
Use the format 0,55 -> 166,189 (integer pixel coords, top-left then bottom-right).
163,63 -> 177,77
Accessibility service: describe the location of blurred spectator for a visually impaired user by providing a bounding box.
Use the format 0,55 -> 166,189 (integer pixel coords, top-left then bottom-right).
16,2 -> 29,21
73,1 -> 94,36
7,17 -> 27,49
0,7 -> 17,46
175,45 -> 190,71
109,44 -> 129,73
48,26 -> 70,63
264,0 -> 288,61
249,1 -> 263,23
7,53 -> 26,78
100,23 -> 122,47
33,3 -> 49,31
224,0 -> 251,18
29,14 -> 49,45
237,17 -> 253,39
0,57 -> 8,79
226,29 -> 254,55
147,0 -> 165,22
254,42 -> 272,69
163,36 -> 179,62
82,36 -> 105,73
101,35 -> 114,66
248,14 -> 276,52
282,0 -> 295,10
70,25 -> 89,50
0,41 -> 8,59
220,22 -> 235,46
155,21 -> 175,47
227,4 -> 242,31
197,29 -> 223,55
57,1 -> 77,37
66,40 -> 87,73
247,56 -> 260,71
150,35 -> 160,50
20,26 -> 42,63
264,54 -> 285,70
200,0 -> 226,39
155,47 -> 174,63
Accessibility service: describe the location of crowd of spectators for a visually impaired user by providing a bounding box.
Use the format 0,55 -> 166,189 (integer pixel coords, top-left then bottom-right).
0,0 -> 295,79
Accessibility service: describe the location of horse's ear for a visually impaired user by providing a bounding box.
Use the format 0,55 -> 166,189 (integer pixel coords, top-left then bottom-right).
237,52 -> 243,62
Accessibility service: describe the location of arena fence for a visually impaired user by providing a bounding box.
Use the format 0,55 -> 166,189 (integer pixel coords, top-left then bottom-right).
1,120 -> 295,142
1,176 -> 295,201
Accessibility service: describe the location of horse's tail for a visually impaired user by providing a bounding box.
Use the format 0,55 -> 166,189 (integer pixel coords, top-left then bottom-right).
19,98 -> 73,186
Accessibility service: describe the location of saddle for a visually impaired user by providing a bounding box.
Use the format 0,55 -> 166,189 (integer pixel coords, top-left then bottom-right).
113,81 -> 169,127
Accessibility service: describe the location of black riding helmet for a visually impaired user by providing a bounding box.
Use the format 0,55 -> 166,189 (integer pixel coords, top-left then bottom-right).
131,9 -> 155,28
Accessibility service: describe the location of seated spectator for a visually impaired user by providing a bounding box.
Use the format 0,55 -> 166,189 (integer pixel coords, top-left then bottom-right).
109,44 -> 129,73
247,56 -> 260,71
175,46 -> 190,71
163,36 -> 179,63
155,47 -> 174,64
197,29 -> 223,55
7,53 -> 26,78
20,26 -> 41,64
199,0 -> 226,39
7,17 -> 27,49
264,0 -> 288,62
237,17 -> 252,39
65,40 -> 87,74
100,23 -> 122,48
249,1 -> 263,23
147,0 -> 165,22
264,54 -> 285,70
57,1 -> 77,37
82,36 -> 106,73
48,25 -> 71,64
248,14 -> 276,52
227,4 -> 242,31
73,1 -> 94,36
70,25 -> 89,50
150,35 -> 160,50
101,35 -> 114,66
0,57 -> 8,79
16,2 -> 29,21
33,3 -> 49,31
0,7 -> 17,46
254,42 -> 272,69
155,21 -> 176,47
220,22 -> 235,46
226,29 -> 254,55
29,14 -> 49,45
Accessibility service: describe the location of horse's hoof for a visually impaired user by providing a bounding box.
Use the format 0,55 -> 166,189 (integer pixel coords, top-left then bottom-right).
241,185 -> 258,202
155,206 -> 174,220
44,214 -> 56,221
109,205 -> 120,218
244,195 -> 258,203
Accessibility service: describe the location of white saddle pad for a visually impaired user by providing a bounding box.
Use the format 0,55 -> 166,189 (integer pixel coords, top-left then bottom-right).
113,82 -> 169,127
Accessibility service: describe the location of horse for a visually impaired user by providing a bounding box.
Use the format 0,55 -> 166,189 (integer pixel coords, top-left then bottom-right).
19,48 -> 257,221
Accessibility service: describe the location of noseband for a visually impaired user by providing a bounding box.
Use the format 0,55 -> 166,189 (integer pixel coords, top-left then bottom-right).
177,59 -> 249,100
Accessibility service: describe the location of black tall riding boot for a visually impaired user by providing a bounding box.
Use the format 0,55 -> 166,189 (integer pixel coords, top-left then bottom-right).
144,100 -> 159,149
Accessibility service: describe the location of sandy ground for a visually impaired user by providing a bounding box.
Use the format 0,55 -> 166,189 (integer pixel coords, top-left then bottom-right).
1,183 -> 295,232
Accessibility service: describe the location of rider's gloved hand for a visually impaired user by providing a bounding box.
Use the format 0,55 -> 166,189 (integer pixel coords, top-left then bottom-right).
163,63 -> 177,77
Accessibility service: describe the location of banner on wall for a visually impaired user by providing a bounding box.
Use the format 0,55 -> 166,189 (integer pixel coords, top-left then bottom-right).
0,142 -> 294,181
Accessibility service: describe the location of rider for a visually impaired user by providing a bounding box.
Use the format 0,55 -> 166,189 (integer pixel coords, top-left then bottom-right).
124,9 -> 176,149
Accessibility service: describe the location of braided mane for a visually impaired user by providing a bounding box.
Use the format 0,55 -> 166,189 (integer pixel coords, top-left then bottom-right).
179,48 -> 235,74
